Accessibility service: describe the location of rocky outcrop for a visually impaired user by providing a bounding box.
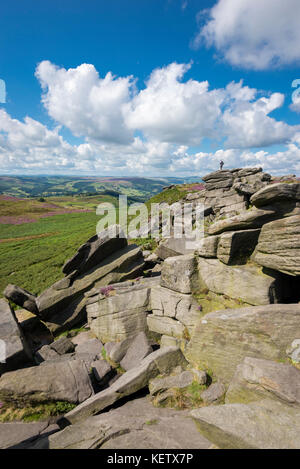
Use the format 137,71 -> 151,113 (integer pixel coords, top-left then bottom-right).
0,299 -> 32,375
225,357 -> 300,406
160,254 -> 198,294
37,244 -> 145,334
252,215 -> 300,276
186,304 -> 300,383
191,399 -> 300,449
86,277 -> 159,343
198,258 -> 282,305
250,183 -> 300,208
61,347 -> 188,424
62,225 -> 127,276
3,285 -> 38,315
120,332 -> 153,371
0,359 -> 94,404
216,229 -> 260,265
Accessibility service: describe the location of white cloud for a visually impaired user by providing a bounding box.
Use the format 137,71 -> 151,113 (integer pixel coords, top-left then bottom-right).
35,61 -> 135,144
195,0 -> 300,70
1,61 -> 299,176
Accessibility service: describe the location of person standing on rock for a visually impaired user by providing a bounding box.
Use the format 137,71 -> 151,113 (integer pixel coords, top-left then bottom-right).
220,160 -> 224,170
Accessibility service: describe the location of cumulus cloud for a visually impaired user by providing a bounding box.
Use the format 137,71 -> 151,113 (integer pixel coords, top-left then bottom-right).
35,61 -> 135,144
1,61 -> 299,176
194,0 -> 300,70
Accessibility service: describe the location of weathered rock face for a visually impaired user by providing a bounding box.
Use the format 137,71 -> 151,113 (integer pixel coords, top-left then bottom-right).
36,245 -> 145,334
0,359 -> 94,404
3,285 -> 38,315
252,215 -> 300,276
196,235 -> 219,258
250,183 -> 300,208
216,229 -> 260,265
200,382 -> 225,405
149,285 -> 201,338
186,304 -> 300,384
149,369 -> 206,396
120,332 -> 153,371
86,278 -> 158,343
226,357 -> 300,406
62,225 -> 127,276
34,397 -> 212,449
191,399 -> 300,449
160,254 -> 198,294
155,237 -> 196,260
0,299 -> 32,375
208,208 -> 277,235
62,347 -> 188,424
198,257 -> 282,305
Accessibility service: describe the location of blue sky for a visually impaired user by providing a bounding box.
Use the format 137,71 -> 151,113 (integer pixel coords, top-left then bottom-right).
0,0 -> 300,176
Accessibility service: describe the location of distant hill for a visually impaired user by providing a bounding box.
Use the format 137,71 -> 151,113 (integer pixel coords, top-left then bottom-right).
0,175 -> 201,201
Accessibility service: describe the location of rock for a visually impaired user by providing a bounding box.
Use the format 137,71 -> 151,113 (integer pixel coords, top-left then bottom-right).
0,299 -> 32,375
0,420 -> 59,449
51,337 -> 75,355
36,244 -> 145,334
75,338 -> 103,358
91,360 -> 112,382
0,359 -> 94,404
226,357 -> 300,405
191,399 -> 300,449
216,229 -> 260,265
252,215 -> 300,276
147,315 -> 185,339
71,331 -> 93,346
160,335 -> 186,349
149,369 -> 206,395
3,284 -> 39,315
62,347 -> 188,424
106,338 -> 132,363
160,254 -> 198,294
200,382 -> 225,404
208,208 -> 277,235
86,278 -> 157,343
196,235 -> 219,258
250,183 -> 300,208
198,257 -> 282,305
62,224 -> 127,276
155,237 -> 196,260
36,397 -> 212,449
186,304 -> 300,384
286,339 -> 300,363
120,332 -> 153,371
150,285 -> 201,333
35,345 -> 59,364
144,252 -> 159,263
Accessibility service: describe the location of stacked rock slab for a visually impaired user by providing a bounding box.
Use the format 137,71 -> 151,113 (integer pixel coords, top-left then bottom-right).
201,167 -> 271,218
86,277 -> 160,343
147,255 -> 202,347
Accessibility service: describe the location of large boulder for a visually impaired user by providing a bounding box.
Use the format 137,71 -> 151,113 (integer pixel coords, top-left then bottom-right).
86,277 -> 158,343
216,229 -> 260,265
61,347 -> 188,424
252,215 -> 300,276
226,357 -> 300,406
0,359 -> 94,404
186,304 -> 300,384
160,254 -> 198,294
36,244 -> 145,334
0,299 -> 32,375
208,208 -> 277,235
34,396 -> 212,449
198,257 -> 282,305
3,285 -> 38,315
191,399 -> 300,449
196,235 -> 219,258
250,183 -> 300,208
120,332 -> 153,371
62,225 -> 127,276
150,285 -> 201,335
155,237 -> 196,260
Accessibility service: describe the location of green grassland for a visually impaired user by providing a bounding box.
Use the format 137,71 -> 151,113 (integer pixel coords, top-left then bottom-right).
0,182 -> 202,299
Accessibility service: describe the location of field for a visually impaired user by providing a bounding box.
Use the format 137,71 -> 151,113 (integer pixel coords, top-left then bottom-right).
0,181 -> 203,299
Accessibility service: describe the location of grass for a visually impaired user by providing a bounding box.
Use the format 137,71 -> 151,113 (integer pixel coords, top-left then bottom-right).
152,380 -> 208,410
0,400 -> 77,423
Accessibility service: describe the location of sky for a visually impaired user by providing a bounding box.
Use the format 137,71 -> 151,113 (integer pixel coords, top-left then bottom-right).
0,0 -> 300,177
